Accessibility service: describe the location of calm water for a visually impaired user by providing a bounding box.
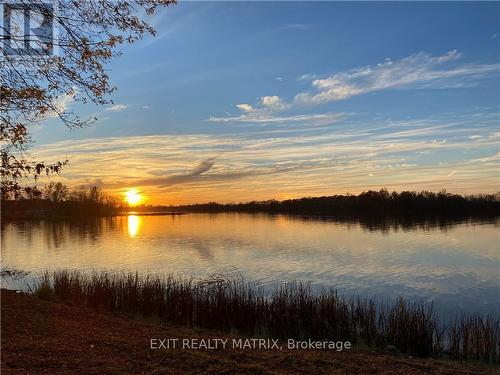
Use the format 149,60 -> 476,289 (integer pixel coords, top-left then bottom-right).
2,213 -> 500,316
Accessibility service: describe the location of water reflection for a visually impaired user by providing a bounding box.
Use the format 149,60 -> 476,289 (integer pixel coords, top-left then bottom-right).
1,213 -> 499,316
127,215 -> 141,238
291,214 -> 498,234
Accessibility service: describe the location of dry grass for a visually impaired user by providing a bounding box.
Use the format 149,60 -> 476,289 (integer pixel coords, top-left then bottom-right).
31,270 -> 500,363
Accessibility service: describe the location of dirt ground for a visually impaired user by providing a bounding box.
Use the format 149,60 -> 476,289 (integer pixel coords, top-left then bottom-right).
1,289 -> 495,375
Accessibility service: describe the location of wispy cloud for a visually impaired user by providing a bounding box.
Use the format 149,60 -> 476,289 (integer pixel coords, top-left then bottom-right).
294,50 -> 500,105
116,156 -> 220,188
189,156 -> 218,176
32,110 -> 500,204
106,104 -> 128,112
209,51 -> 499,125
138,3 -> 215,49
208,95 -> 344,125
298,73 -> 317,81
208,112 -> 346,125
468,152 -> 500,164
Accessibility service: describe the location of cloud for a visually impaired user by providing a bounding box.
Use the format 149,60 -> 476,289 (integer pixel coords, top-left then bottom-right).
294,50 -> 500,105
236,104 -> 254,113
190,156 -> 217,175
208,112 -> 346,125
32,110 -> 500,203
40,90 -> 76,120
234,96 -> 288,116
211,95 -> 337,125
106,104 -> 128,112
53,92 -> 76,113
260,95 -> 289,111
298,73 -> 317,81
107,154 -> 305,189
138,3 -> 214,49
261,96 -> 280,106
468,152 -> 500,164
125,156 -> 219,187
210,51 -> 499,125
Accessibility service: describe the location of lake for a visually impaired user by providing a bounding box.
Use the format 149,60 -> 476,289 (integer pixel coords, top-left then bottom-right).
2,213 -> 499,317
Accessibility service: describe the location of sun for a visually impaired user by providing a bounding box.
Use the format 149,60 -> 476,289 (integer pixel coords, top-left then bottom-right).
125,189 -> 142,206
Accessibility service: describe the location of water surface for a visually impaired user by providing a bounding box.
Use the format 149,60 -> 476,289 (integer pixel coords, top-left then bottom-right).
2,213 -> 499,317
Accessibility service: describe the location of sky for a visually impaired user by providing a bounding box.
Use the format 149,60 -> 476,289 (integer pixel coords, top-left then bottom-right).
34,2 -> 500,205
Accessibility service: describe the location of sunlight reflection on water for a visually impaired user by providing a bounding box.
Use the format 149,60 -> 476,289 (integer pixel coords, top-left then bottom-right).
1,213 -> 499,316
127,215 -> 141,238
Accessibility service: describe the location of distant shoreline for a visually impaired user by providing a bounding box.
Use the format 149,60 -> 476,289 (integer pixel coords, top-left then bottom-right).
2,190 -> 499,222
114,211 -> 188,216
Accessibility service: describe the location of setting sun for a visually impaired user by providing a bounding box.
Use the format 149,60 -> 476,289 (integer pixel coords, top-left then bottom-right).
125,189 -> 142,206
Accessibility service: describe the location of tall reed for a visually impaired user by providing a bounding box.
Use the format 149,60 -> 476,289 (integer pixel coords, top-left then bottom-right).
32,270 -> 500,363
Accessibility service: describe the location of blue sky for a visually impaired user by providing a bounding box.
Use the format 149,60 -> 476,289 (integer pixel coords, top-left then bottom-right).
35,2 -> 500,204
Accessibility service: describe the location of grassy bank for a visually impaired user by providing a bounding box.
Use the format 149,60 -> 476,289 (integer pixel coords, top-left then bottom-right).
2,289 -> 495,375
31,270 -> 500,363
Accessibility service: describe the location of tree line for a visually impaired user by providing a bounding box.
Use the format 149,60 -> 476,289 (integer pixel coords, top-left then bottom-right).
3,187 -> 499,221
1,183 -> 125,219
165,189 -> 500,218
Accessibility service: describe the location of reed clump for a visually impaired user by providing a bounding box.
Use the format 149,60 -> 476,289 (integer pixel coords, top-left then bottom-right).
32,270 -> 500,363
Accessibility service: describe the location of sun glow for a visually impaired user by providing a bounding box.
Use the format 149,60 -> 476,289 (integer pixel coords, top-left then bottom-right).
125,189 -> 142,206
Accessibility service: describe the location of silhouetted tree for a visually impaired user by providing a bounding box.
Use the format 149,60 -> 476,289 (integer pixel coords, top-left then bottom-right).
43,182 -> 68,203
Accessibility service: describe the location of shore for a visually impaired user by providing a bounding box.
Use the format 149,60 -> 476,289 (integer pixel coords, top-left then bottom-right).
1,290 -> 494,375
